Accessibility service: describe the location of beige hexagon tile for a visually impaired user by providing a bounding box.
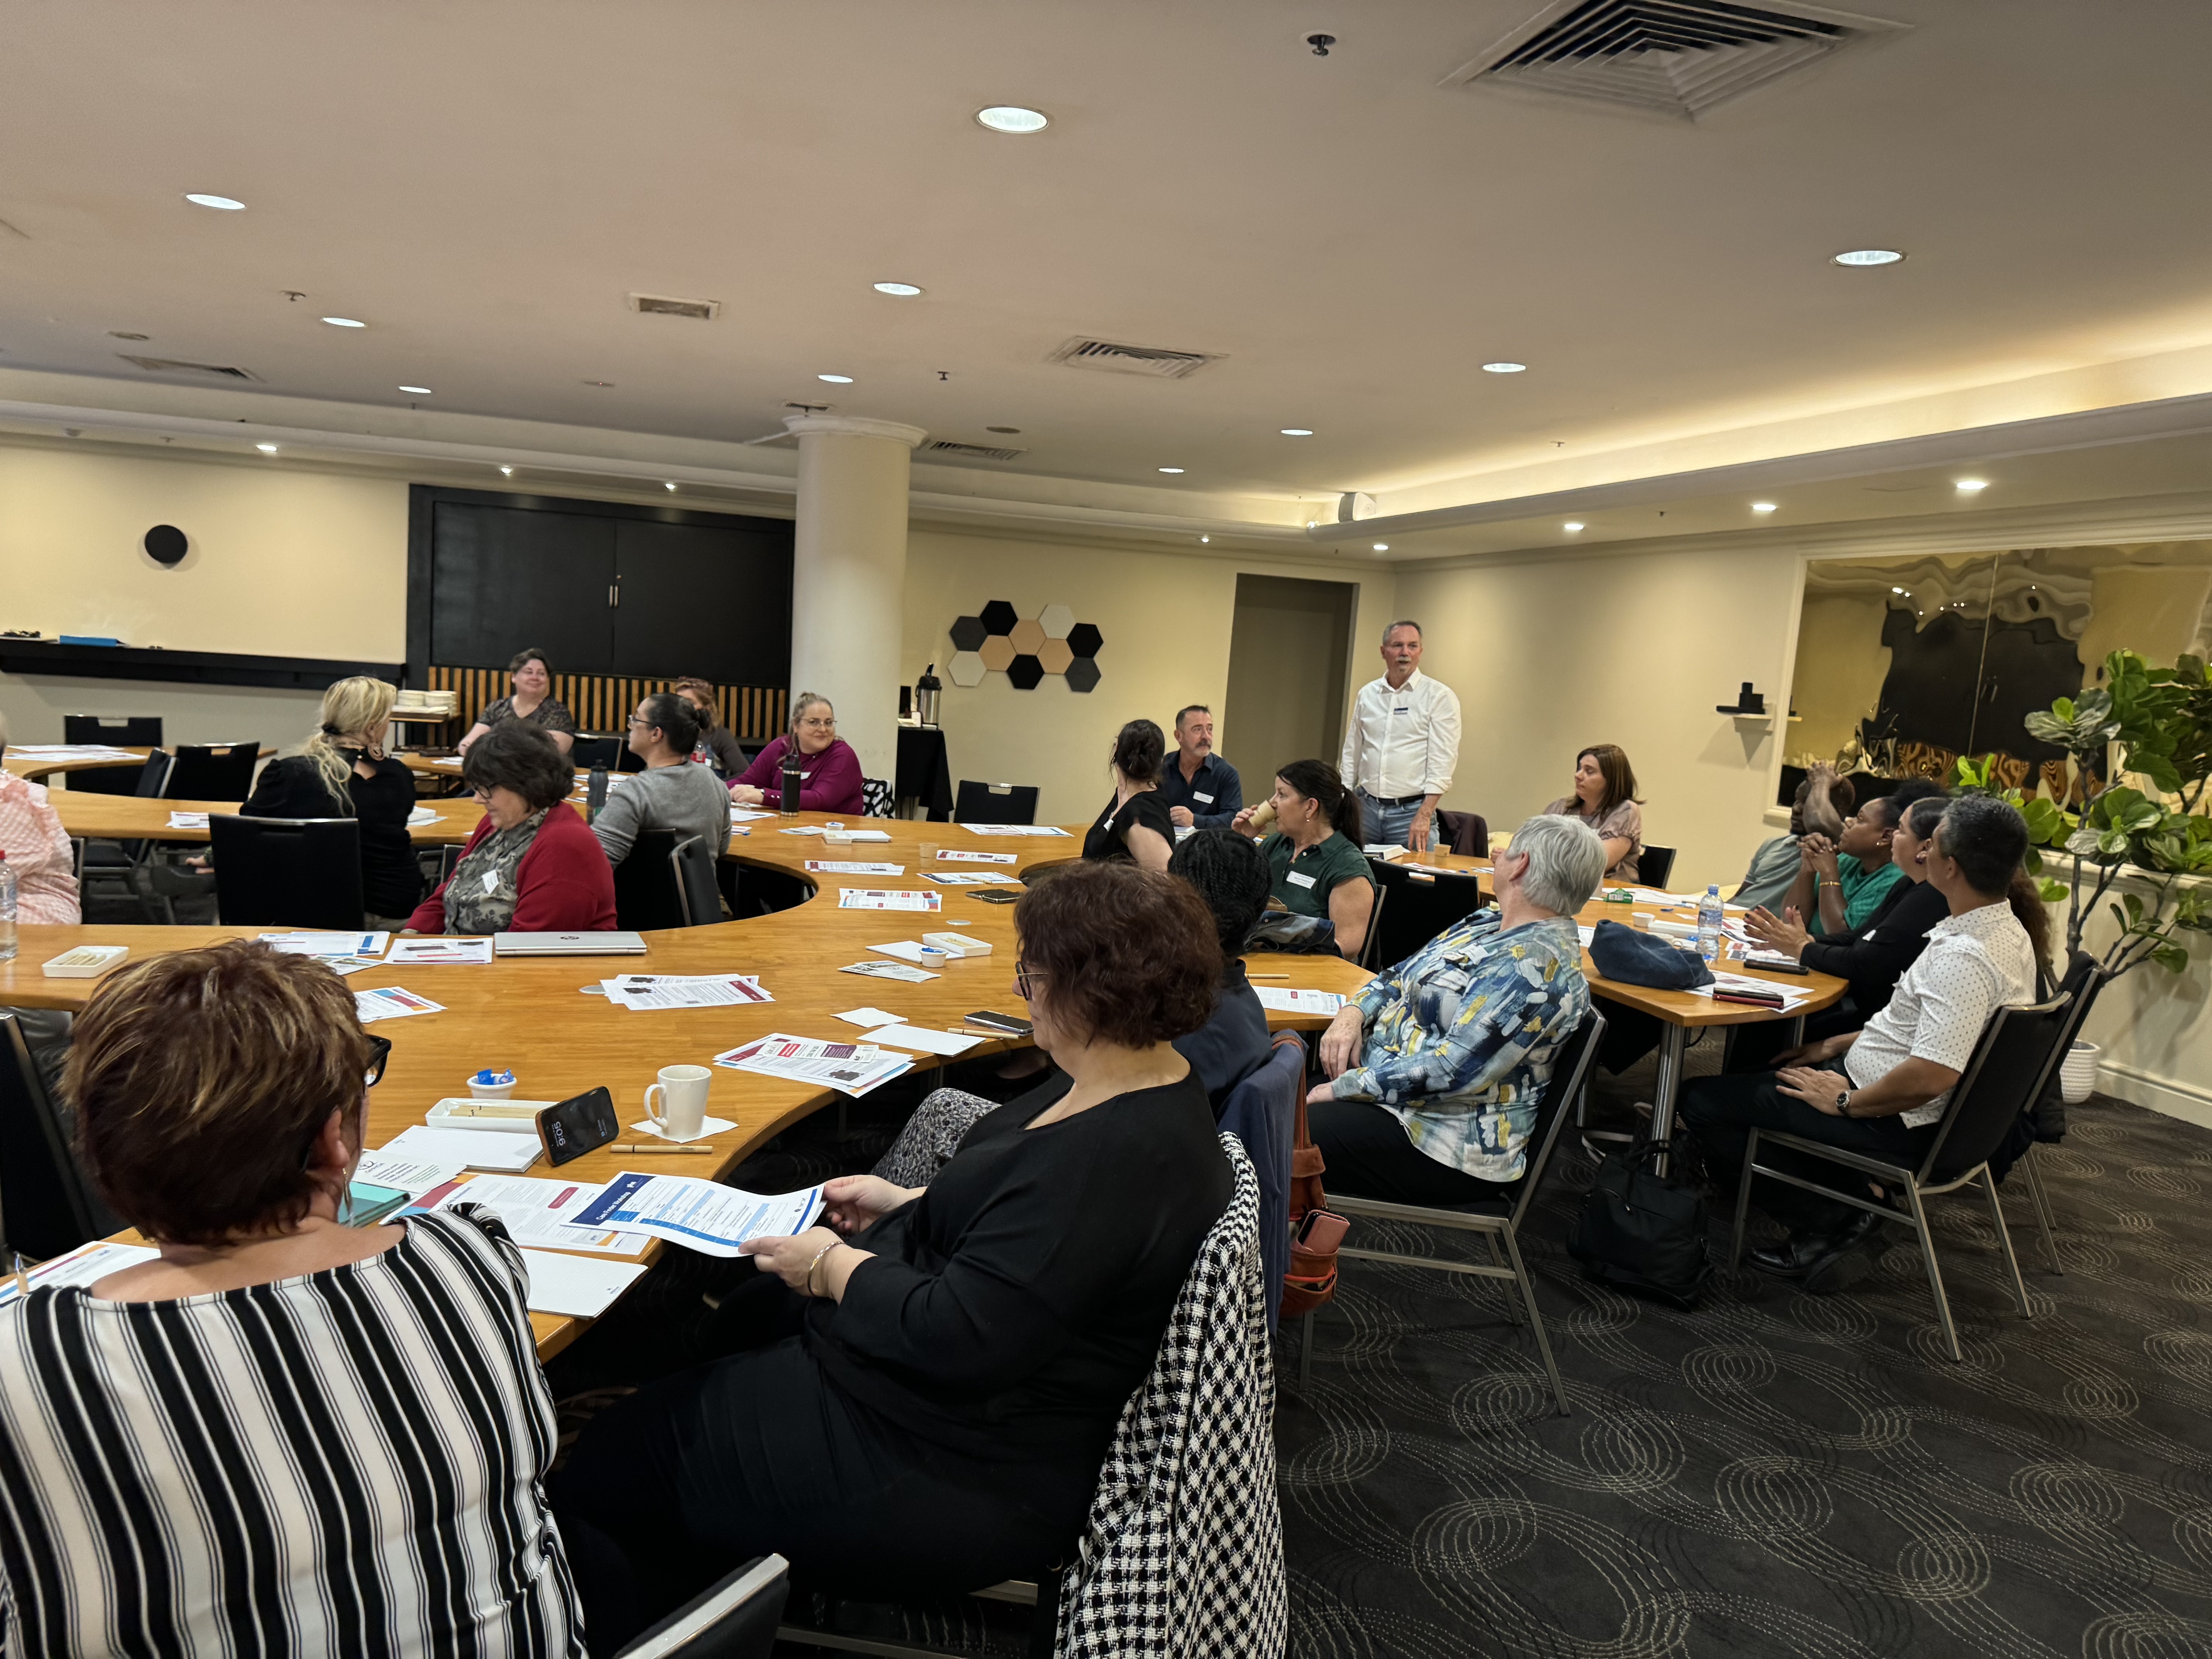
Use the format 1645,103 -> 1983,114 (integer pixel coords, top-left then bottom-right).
948,651 -> 987,687
1008,617 -> 1046,654
1039,603 -> 1076,639
1037,638 -> 1074,673
979,635 -> 1017,672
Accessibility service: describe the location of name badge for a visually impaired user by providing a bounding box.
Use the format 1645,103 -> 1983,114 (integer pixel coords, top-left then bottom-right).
1394,706 -> 1410,714
480,870 -> 500,894
1285,870 -> 1317,889
1194,792 -> 1214,804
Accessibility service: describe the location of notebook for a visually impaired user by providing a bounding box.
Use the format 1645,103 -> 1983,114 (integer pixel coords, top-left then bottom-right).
493,931 -> 648,956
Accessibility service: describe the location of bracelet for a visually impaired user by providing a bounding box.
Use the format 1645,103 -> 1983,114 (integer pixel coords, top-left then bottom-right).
803,1239 -> 840,1298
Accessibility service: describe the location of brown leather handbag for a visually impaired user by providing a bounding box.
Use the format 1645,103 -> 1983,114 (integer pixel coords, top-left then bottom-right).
1282,1074 -> 1345,1319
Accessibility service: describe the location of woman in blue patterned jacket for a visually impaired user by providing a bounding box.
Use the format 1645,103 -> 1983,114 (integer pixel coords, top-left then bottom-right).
1310,812 -> 1608,1205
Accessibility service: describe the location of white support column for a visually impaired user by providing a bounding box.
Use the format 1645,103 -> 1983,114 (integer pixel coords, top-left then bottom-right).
783,413 -> 926,787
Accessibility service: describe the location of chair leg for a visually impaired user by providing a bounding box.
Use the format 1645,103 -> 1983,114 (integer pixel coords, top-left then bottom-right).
1728,1128 -> 1760,1269
1298,1310 -> 1314,1393
1982,1167 -> 2034,1319
1484,1231 -> 1521,1324
2019,1148 -> 2063,1276
1501,1226 -> 1569,1417
1903,1183 -> 1961,1362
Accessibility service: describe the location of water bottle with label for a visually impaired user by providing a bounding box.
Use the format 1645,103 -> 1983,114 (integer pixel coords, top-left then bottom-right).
1697,883 -> 1724,964
586,763 -> 609,822
780,749 -> 802,815
0,851 -> 17,963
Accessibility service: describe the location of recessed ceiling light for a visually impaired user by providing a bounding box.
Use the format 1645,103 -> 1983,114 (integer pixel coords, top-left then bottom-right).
1280,428 -> 1313,437
398,385 -> 432,395
1481,362 -> 1527,374
664,482 -> 678,491
1751,501 -> 1778,513
818,373 -> 854,384
1564,521 -> 1585,532
184,193 -> 245,210
873,282 -> 924,297
1372,543 -> 1389,552
1158,467 -> 1184,474
255,442 -> 278,453
499,466 -> 514,476
1891,586 -> 1907,594
1199,535 -> 1211,544
321,316 -> 365,328
976,105 -> 1049,134
1832,248 -> 1905,267
1955,477 -> 1988,492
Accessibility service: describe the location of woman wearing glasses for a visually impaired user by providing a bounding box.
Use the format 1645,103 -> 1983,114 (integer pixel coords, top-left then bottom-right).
0,942 -> 587,1654
589,691 -> 733,869
554,863 -> 1231,1649
727,692 -> 865,816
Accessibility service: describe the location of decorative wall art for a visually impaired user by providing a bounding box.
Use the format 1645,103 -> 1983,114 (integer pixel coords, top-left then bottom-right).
946,601 -> 1103,692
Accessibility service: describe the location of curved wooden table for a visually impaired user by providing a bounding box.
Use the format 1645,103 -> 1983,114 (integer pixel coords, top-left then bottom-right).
6,747 -> 155,783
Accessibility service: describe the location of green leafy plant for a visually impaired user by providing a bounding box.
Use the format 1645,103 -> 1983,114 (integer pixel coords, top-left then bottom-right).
1954,649 -> 2212,977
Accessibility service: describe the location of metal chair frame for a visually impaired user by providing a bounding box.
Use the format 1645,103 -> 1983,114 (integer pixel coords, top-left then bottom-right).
1323,1011 -> 1607,1418
1728,993 -> 2072,1362
615,1553 -> 788,1659
74,750 -> 176,922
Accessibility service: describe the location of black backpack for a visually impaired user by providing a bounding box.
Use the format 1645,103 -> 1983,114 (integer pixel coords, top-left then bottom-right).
1567,1141 -> 1712,1309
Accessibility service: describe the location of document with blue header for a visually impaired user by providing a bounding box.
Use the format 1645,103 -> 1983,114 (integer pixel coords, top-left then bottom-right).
570,1173 -> 825,1258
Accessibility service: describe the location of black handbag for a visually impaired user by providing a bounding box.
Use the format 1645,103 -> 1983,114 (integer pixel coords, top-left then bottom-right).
1567,1140 -> 1712,1309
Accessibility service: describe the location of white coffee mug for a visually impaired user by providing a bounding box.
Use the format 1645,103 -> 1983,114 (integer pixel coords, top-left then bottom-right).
644,1064 -> 712,1141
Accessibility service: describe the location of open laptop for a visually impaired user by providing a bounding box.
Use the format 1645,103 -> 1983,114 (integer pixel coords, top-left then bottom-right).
493,931 -> 648,956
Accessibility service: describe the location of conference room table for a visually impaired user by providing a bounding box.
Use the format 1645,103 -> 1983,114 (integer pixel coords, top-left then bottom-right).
6,744 -> 276,785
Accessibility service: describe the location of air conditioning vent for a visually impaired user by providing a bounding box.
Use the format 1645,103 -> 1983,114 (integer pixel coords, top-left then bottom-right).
928,440 -> 1028,463
116,354 -> 260,381
1444,0 -> 1906,120
627,293 -> 721,321
1048,338 -> 1219,381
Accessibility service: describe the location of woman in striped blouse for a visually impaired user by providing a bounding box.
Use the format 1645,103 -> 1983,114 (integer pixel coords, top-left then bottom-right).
0,942 -> 586,1657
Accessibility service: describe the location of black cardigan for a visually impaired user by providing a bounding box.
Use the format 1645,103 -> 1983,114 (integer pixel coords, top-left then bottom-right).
242,754 -> 423,921
1800,876 -> 1950,1018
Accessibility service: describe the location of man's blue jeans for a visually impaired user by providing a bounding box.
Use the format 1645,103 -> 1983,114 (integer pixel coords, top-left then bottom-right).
1358,791 -> 1437,851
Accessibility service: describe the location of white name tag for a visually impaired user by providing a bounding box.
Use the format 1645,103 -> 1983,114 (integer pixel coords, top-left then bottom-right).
1285,870 -> 1317,890
1193,792 -> 1214,805
1394,706 -> 1410,714
480,870 -> 500,894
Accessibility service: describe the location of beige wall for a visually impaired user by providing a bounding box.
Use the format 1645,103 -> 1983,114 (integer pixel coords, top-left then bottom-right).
1788,592 -> 1893,766
2078,565 -> 2212,680
900,528 -> 1394,825
1392,542 -> 1802,891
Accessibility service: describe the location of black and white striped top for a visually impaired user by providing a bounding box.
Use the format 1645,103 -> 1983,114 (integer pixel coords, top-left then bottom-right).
0,1207 -> 586,1657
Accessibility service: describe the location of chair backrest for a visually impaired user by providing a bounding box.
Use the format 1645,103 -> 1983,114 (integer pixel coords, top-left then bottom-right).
131,750 -> 175,799
861,776 -> 896,819
613,1554 -> 788,1659
671,834 -> 721,927
63,716 -> 163,796
570,734 -> 625,771
1355,881 -> 1389,969
167,742 -> 259,801
208,816 -> 366,929
613,830 -> 690,931
0,1012 -> 121,1261
1214,1032 -> 1304,1333
1506,1009 -> 1607,1230
1636,845 -> 1677,889
1922,994 -> 2075,1183
1366,859 -> 1488,975
954,780 -> 1037,826
1436,810 -> 1489,857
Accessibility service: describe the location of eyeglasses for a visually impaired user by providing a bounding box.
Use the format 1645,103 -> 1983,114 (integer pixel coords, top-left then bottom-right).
364,1034 -> 392,1088
1014,962 -> 1049,1000
627,716 -> 655,729
797,717 -> 836,732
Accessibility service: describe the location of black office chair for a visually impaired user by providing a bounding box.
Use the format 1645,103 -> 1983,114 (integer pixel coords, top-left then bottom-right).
1365,859 -> 1489,974
953,780 -> 1039,825
76,750 -> 175,921
616,1554 -> 788,1659
208,817 -> 366,929
1636,845 -> 1677,889
570,734 -> 625,772
167,742 -> 259,801
614,831 -> 699,931
672,834 -> 724,926
0,1012 -> 123,1262
62,714 -> 163,796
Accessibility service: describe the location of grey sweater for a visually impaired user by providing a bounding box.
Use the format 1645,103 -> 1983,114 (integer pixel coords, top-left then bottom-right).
591,761 -> 733,866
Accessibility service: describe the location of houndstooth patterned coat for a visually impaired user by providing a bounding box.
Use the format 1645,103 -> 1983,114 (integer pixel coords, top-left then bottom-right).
1057,1133 -> 1286,1659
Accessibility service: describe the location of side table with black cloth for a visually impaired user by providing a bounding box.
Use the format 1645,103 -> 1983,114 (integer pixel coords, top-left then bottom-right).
1154,751 -> 1244,830
1082,788 -> 1174,862
551,1075 -> 1231,1645
895,725 -> 955,820
241,752 -> 423,922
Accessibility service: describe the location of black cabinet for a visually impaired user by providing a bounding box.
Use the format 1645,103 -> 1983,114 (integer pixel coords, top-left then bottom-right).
408,486 -> 792,685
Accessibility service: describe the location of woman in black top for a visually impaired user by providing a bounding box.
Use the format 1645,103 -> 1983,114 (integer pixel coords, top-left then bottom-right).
553,864 -> 1230,1650
242,677 -> 422,924
673,676 -> 749,776
1081,718 -> 1175,871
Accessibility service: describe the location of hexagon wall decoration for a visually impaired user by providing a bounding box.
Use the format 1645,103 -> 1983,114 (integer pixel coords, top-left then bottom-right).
1006,654 -> 1046,690
948,651 -> 987,687
949,615 -> 989,653
946,601 -> 1105,691
1064,656 -> 1101,693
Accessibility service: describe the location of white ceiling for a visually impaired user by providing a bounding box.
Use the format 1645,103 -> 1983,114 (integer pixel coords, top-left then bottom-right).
7,0 -> 2212,524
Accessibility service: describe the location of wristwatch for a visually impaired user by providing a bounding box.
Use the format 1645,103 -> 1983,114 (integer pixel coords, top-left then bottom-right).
1835,1087 -> 1854,1118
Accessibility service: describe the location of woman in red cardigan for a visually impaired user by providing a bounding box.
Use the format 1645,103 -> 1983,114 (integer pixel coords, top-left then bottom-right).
730,692 -> 866,816
406,721 -> 616,934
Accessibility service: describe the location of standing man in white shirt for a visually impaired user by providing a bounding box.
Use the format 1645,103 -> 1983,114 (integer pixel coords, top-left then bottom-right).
1339,620 -> 1462,852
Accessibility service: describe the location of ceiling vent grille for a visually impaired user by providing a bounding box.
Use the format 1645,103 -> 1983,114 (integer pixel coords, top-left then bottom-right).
928,439 -> 1027,462
627,293 -> 721,321
1048,338 -> 1219,380
116,354 -> 259,380
1445,0 -> 1906,120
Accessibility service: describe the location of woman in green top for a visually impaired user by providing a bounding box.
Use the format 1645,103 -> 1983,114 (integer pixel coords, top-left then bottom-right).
1233,759 -> 1376,960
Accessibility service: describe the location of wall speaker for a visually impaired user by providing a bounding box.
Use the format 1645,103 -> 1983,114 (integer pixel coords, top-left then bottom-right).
143,524 -> 188,565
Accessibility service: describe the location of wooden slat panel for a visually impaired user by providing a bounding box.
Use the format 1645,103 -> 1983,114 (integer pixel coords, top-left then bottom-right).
428,667 -> 787,740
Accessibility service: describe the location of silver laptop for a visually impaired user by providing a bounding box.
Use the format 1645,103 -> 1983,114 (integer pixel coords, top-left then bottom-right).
494,931 -> 648,956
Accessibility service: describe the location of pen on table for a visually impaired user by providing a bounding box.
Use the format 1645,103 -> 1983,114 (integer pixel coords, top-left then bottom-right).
1247,974 -> 1290,980
610,1143 -> 718,1155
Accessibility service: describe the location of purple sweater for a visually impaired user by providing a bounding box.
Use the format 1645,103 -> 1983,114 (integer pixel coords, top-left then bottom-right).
735,735 -> 866,815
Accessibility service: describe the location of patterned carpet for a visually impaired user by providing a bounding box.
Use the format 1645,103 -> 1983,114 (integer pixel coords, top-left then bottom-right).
1279,1091 -> 2212,1659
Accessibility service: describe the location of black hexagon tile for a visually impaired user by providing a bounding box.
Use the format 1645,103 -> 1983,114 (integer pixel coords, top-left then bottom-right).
1064,656 -> 1101,694
948,615 -> 989,653
1006,653 -> 1046,691
1065,622 -> 1103,659
979,599 -> 1020,636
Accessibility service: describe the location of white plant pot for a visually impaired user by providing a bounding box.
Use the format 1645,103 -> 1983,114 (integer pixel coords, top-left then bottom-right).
2059,1040 -> 2100,1105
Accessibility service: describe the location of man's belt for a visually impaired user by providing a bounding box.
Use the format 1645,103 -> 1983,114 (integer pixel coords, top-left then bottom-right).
1361,790 -> 1428,807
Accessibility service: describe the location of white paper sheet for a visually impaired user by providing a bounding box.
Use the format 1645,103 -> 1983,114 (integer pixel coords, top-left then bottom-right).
382,1123 -> 542,1172
263,931 -> 391,958
5,744 -> 142,761
386,937 -> 495,965
730,807 -> 774,822
354,985 -> 447,1023
407,807 -> 442,826
1253,988 -> 1346,1015
167,811 -> 210,829
866,939 -> 934,963
922,871 -> 1018,884
838,889 -> 942,912
422,1174 -> 651,1255
713,1033 -> 914,1097
518,1250 -> 650,1317
1683,971 -> 1813,1011
835,1006 -> 906,1027
824,830 -> 893,843
868,1025 -> 984,1057
600,973 -> 774,1012
840,960 -> 939,982
805,860 -> 905,875
935,850 -> 1018,864
568,1174 -> 825,1259
960,824 -> 1070,836
354,1148 -> 467,1197
0,1241 -> 162,1305
628,1114 -> 736,1143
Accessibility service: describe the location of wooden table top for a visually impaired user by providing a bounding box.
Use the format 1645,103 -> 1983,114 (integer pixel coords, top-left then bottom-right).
7,746 -> 155,782
52,792 -> 502,848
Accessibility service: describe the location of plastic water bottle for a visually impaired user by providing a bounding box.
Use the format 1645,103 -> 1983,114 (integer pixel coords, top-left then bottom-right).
1697,883 -> 1724,964
0,852 -> 17,963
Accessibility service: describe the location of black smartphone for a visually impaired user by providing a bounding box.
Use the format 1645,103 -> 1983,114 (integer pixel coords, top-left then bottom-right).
965,1010 -> 1034,1037
537,1086 -> 620,1167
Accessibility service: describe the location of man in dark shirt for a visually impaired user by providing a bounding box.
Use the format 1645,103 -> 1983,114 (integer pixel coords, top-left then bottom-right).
1155,705 -> 1244,831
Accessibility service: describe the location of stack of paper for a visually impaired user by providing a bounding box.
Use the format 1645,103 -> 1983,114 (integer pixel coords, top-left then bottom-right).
870,1025 -> 983,1057
354,1147 -> 467,1196
569,1174 -> 824,1259
806,860 -> 904,875
838,889 -> 942,912
1254,988 -> 1346,1015
518,1251 -> 650,1317
263,931 -> 391,958
714,1033 -> 914,1097
824,829 -> 893,843
600,972 -> 774,1012
381,1123 -> 541,1173
5,744 -> 142,763
167,811 -> 211,830
923,871 -> 1018,885
354,986 -> 446,1024
841,960 -> 938,982
1686,971 -> 1813,1011
961,824 -> 1070,837
936,850 -> 1017,864
386,937 -> 494,965
407,807 -> 442,826
421,1174 -> 650,1255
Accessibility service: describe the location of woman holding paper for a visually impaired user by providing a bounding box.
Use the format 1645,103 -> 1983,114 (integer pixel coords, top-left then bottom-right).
553,863 -> 1231,1648
0,941 -> 587,1654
